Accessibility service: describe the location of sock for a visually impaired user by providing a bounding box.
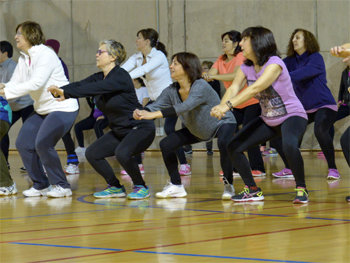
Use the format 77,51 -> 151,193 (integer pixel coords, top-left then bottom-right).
111,182 -> 122,188
249,186 -> 258,191
67,154 -> 79,165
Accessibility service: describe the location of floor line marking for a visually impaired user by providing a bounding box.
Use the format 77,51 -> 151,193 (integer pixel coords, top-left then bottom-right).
24,221 -> 349,263
10,242 -> 318,263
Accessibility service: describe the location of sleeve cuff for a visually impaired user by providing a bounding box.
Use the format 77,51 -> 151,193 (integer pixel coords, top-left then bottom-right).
161,107 -> 177,118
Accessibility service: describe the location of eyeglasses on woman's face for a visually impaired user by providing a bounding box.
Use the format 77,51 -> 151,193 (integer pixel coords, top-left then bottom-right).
96,49 -> 108,56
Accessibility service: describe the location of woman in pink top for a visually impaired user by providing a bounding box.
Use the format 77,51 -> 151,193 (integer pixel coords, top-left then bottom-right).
203,30 -> 265,176
211,26 -> 309,204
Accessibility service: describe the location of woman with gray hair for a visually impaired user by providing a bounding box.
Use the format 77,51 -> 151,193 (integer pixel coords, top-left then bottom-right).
48,40 -> 155,200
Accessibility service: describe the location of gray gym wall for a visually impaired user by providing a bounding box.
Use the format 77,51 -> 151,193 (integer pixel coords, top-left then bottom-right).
1,0 -> 349,150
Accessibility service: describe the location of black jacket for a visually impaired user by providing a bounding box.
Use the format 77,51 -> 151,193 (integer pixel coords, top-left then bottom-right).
61,65 -> 154,136
338,67 -> 350,106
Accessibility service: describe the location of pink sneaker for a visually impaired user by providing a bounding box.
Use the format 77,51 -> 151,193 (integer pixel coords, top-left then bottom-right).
327,168 -> 340,180
317,152 -> 324,157
179,164 -> 191,176
121,164 -> 145,175
262,147 -> 278,156
272,168 -> 294,178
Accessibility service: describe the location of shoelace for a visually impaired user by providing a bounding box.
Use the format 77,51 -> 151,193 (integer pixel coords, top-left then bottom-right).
238,187 -> 250,195
133,186 -> 144,193
163,181 -> 173,190
294,188 -> 307,196
51,185 -> 61,191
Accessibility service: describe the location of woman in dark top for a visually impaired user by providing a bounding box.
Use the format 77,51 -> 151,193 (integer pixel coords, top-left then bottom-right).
272,29 -> 339,180
329,62 -> 350,141
49,40 -> 155,200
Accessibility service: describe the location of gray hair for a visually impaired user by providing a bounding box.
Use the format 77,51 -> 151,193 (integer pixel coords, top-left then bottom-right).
99,39 -> 126,65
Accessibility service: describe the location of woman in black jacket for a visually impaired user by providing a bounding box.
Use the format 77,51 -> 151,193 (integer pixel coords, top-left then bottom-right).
48,40 -> 155,200
329,62 -> 350,141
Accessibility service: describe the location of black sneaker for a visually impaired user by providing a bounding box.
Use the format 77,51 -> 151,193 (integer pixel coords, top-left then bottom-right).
346,196 -> 350,202
20,166 -> 27,173
293,187 -> 309,204
231,186 -> 264,202
207,150 -> 213,155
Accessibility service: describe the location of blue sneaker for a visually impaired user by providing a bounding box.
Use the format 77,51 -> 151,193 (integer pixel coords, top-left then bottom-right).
127,185 -> 150,199
93,185 -> 126,198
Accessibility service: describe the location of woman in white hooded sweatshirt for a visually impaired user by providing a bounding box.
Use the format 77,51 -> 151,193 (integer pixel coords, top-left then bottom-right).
0,21 -> 79,198
122,28 -> 190,175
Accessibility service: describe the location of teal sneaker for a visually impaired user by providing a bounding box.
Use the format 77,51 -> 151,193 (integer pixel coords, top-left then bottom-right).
127,185 -> 150,200
93,185 -> 126,198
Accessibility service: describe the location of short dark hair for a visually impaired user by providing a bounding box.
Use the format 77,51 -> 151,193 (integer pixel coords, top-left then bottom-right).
171,52 -> 202,84
16,21 -> 45,47
134,77 -> 145,87
286,28 -> 320,57
241,26 -> 280,66
0,41 -> 13,58
201,60 -> 214,69
221,30 -> 242,60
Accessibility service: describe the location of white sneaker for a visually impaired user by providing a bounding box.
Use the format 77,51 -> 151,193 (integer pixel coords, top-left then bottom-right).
47,185 -> 72,198
23,186 -> 51,197
155,181 -> 187,198
0,182 -> 17,196
222,180 -> 235,200
75,147 -> 86,155
64,164 -> 80,174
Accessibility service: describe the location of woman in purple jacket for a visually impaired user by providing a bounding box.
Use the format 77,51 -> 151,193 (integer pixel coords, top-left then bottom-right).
272,29 -> 339,180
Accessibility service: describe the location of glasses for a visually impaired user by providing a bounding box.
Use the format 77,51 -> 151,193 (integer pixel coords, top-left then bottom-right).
96,49 -> 108,56
15,32 -> 22,37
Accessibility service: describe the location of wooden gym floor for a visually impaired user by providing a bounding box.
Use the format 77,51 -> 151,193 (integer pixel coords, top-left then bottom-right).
0,150 -> 349,263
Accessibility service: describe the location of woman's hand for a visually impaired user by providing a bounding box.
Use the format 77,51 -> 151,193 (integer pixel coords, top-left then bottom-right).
210,104 -> 230,120
0,84 -> 5,95
133,109 -> 142,120
47,85 -> 66,101
202,72 -> 212,82
96,116 -> 105,121
133,109 -> 156,120
330,45 -> 350,62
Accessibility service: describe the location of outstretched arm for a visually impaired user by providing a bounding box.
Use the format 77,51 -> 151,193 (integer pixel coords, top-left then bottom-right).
211,64 -> 282,120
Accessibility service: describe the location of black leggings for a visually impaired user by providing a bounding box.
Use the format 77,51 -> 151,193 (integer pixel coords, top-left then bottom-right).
85,128 -> 155,187
272,108 -> 337,169
94,117 -> 109,138
233,103 -> 265,172
340,126 -> 350,167
164,116 -> 187,165
74,116 -> 96,147
227,117 -> 308,188
329,105 -> 350,140
160,123 -> 236,185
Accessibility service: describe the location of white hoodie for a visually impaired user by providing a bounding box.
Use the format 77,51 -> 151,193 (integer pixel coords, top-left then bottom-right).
4,44 -> 78,115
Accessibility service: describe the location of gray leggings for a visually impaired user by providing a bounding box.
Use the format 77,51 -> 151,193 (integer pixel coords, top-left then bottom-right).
16,110 -> 78,190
